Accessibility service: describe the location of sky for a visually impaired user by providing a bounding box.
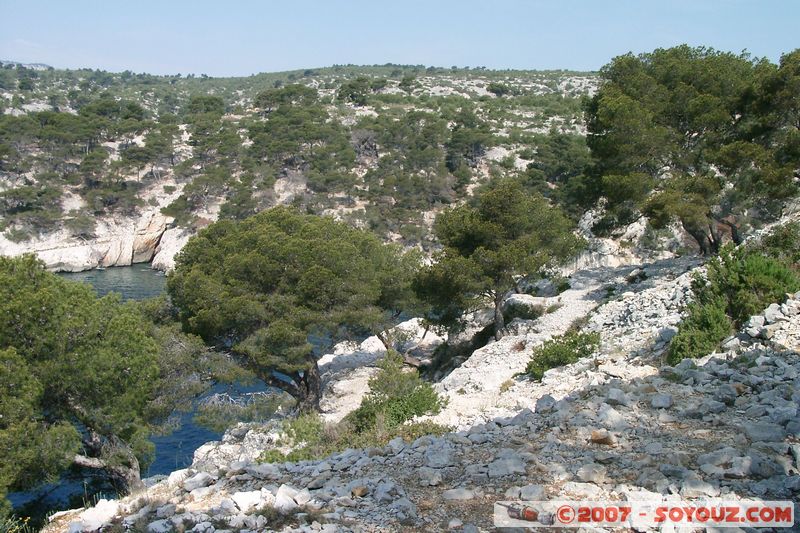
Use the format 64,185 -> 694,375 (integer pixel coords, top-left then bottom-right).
0,0 -> 798,76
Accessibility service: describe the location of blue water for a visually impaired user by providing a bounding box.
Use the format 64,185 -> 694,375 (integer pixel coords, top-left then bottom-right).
146,380 -> 270,476
11,265 -> 266,517
60,265 -> 168,300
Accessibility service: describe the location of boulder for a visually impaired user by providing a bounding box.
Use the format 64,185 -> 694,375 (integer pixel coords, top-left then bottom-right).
274,484 -> 300,513
651,393 -> 673,409
183,472 -> 214,492
68,499 -> 119,532
442,488 -> 475,500
231,490 -> 262,512
744,422 -> 786,443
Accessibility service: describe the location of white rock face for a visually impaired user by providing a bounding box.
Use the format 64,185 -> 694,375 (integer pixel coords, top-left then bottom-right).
151,227 -> 194,271
132,212 -> 169,263
0,209 -> 171,272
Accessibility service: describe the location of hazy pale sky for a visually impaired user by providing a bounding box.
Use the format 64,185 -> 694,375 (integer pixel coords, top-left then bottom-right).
0,0 -> 797,76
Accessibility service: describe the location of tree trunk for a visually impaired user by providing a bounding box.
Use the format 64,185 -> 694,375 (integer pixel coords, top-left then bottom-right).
493,290 -> 505,341
296,360 -> 322,412
708,223 -> 722,253
714,216 -> 743,245
74,433 -> 143,494
683,222 -> 712,255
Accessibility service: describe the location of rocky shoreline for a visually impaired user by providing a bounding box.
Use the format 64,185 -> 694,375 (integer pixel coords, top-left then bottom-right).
44,255 -> 800,532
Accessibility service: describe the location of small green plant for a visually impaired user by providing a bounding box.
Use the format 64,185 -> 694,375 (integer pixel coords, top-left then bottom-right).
258,352 -> 448,464
503,302 -> 544,322
546,302 -> 563,314
517,147 -> 535,160
666,298 -> 732,364
345,351 -> 444,432
524,331 -> 600,381
667,236 -> 800,364
753,221 -> 800,265
701,245 -> 800,327
555,277 -> 572,294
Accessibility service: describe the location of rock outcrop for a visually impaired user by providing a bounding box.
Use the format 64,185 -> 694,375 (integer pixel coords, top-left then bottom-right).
151,227 -> 194,271
0,209 -> 172,272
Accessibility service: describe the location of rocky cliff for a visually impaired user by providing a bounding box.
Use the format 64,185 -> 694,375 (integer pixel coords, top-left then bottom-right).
0,208 -> 185,272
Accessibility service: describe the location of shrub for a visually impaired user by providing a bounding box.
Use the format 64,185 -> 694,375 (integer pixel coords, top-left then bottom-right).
524,331 -> 600,381
503,302 -> 544,323
258,352 -> 447,463
667,239 -> 800,364
701,245 -> 800,327
666,298 -> 732,364
64,212 -> 96,239
345,352 -> 443,432
517,147 -> 535,160
753,221 -> 800,267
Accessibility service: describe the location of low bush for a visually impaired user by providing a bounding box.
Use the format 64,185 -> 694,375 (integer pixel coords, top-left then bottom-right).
503,301 -> 544,323
524,331 -> 600,381
702,245 -> 800,327
666,298 -> 732,364
754,222 -> 800,265
346,352 -> 443,432
667,234 -> 800,364
259,352 -> 447,463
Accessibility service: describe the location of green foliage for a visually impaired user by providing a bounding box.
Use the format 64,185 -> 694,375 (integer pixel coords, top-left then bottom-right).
258,354 -> 446,463
445,107 -> 495,172
585,45 -> 800,252
168,207 -> 420,409
524,331 -> 601,381
0,262 -> 229,513
667,239 -> 800,363
754,221 -> 800,265
0,62 -> 601,245
338,76 -> 372,105
666,299 -> 732,364
487,82 -> 513,97
63,211 -> 97,238
699,245 -> 800,327
345,352 -> 443,432
0,256 -> 161,508
503,302 -> 544,323
0,185 -> 62,240
186,95 -> 225,116
524,131 -> 590,184
416,179 -> 583,337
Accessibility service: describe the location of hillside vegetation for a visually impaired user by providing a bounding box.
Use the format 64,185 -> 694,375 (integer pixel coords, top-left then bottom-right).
0,62 -> 592,249
1,45 -> 799,529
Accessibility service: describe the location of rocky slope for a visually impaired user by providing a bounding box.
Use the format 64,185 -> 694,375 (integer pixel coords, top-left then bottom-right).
1,69 -> 601,273
44,257 -> 800,532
